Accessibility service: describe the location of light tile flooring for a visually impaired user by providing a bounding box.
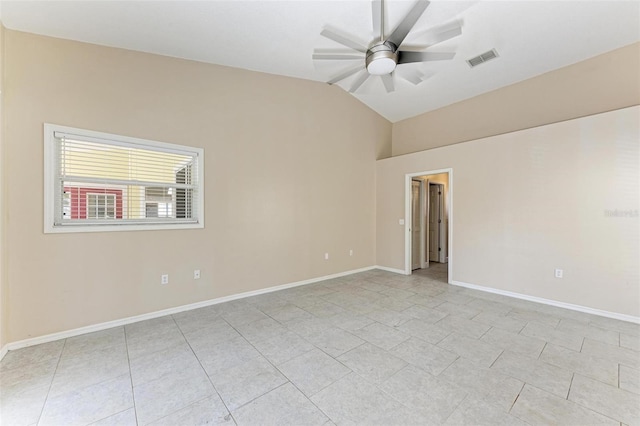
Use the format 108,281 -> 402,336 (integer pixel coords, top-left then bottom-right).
2,264 -> 639,425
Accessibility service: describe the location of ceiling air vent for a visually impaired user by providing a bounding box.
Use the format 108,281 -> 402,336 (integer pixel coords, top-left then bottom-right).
467,49 -> 499,68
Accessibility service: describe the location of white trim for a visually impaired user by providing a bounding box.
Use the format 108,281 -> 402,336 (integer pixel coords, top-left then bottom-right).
44,220 -> 204,234
0,266 -> 376,358
404,175 -> 411,274
0,345 -> 8,361
419,179 -> 427,269
374,265 -> 408,275
452,280 -> 640,324
404,168 -> 453,283
448,169 -> 453,282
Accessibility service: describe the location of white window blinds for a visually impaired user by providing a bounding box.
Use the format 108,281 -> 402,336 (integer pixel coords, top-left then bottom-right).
44,124 -> 204,233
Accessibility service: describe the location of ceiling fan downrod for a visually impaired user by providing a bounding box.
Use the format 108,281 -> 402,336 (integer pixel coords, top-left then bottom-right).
379,0 -> 385,41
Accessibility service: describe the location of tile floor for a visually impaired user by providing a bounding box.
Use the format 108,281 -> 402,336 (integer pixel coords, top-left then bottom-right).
1,264 -> 639,425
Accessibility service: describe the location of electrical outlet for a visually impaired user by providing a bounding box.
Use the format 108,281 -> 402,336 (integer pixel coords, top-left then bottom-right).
554,269 -> 563,279
161,274 -> 169,285
324,253 -> 329,260
349,249 -> 353,256
194,270 -> 201,280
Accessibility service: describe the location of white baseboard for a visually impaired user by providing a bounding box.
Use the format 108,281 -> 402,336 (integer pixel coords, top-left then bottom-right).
374,265 -> 408,275
7,269 -> 635,361
1,266 -> 377,359
0,345 -> 8,361
452,280 -> 640,324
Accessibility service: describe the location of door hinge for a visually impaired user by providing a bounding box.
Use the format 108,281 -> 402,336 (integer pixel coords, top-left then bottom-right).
438,219 -> 441,223
438,247 -> 441,251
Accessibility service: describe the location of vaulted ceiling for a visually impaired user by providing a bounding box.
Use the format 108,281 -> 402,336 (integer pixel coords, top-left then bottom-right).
2,0 -> 639,122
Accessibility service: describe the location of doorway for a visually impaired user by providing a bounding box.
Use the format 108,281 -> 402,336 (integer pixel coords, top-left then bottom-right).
405,169 -> 452,282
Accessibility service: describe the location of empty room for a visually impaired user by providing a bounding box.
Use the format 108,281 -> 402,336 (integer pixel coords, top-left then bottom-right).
0,0 -> 638,425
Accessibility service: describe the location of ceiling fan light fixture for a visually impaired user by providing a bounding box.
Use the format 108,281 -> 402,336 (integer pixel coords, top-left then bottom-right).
366,42 -> 398,75
367,56 -> 397,75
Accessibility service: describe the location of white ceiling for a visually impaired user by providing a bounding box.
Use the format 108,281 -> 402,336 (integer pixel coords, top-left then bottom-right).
2,0 -> 639,122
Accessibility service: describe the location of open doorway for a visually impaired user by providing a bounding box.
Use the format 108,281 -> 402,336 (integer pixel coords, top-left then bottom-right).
405,169 -> 452,283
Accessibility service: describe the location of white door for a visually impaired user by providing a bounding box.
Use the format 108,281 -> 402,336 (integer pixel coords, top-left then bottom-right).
411,180 -> 421,270
429,184 -> 441,262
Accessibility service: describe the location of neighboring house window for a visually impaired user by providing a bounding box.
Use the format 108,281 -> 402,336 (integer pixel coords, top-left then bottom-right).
63,187 -> 123,220
87,193 -> 117,219
144,187 -> 173,218
44,124 -> 204,233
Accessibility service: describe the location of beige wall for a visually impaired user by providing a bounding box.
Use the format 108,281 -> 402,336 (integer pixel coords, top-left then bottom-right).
392,42 -> 640,156
4,30 -> 391,342
3,28 -> 639,345
0,24 -> 6,349
378,106 -> 640,316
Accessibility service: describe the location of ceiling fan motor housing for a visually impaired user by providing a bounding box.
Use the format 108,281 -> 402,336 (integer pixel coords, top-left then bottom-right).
366,41 -> 398,75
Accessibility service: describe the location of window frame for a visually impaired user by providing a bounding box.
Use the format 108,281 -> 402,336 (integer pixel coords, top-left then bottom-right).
44,123 -> 205,234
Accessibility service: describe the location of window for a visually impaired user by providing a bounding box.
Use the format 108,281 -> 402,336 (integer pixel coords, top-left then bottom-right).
44,124 -> 204,233
144,187 -> 173,218
87,193 -> 116,219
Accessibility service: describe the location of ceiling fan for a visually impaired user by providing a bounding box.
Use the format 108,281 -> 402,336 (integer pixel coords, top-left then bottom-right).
313,0 -> 462,93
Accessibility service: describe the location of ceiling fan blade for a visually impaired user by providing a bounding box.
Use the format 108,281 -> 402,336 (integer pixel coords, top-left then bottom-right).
386,0 -> 430,47
397,51 -> 455,64
327,65 -> 365,85
398,68 -> 424,85
380,73 -> 394,93
372,0 -> 382,39
321,28 -> 367,53
349,70 -> 370,93
412,22 -> 462,47
313,50 -> 364,60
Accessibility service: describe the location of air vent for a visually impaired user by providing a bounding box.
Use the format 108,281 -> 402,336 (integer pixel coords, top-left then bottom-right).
467,49 -> 499,67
